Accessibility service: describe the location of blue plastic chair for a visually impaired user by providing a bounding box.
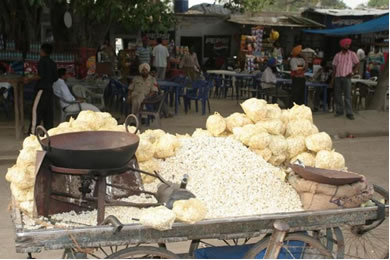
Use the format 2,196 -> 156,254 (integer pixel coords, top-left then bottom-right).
171,75 -> 190,106
104,79 -> 128,114
183,80 -> 211,115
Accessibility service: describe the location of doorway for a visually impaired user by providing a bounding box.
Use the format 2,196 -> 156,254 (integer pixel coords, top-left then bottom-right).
180,36 -> 203,65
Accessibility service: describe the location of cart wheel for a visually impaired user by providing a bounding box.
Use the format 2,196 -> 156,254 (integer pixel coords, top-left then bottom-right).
105,246 -> 179,259
342,184 -> 389,259
313,227 -> 345,258
243,233 -> 334,259
62,245 -> 135,259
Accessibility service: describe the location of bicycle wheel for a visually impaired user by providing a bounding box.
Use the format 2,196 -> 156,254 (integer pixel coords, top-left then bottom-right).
62,245 -> 135,259
106,246 -> 179,259
243,233 -> 333,259
343,184 -> 389,259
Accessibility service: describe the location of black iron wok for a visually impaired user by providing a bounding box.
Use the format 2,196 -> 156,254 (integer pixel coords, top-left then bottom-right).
36,114 -> 140,169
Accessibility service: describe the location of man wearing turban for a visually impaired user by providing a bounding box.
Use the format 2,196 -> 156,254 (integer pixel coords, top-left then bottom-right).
331,38 -> 359,120
289,44 -> 307,107
127,63 -> 158,117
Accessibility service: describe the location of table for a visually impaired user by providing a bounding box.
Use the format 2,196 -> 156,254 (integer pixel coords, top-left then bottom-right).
0,75 -> 25,139
275,78 -> 328,111
351,79 -> 378,87
305,82 -> 329,112
157,80 -> 184,114
280,71 -> 313,78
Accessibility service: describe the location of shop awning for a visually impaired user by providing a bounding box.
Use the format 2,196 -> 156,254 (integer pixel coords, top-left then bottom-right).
303,14 -> 389,35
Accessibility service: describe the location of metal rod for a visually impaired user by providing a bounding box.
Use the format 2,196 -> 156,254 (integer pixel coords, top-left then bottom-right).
100,215 -> 123,234
97,177 -> 106,224
264,220 -> 290,259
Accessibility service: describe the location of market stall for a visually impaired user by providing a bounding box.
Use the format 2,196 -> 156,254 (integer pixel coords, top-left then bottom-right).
5,101 -> 389,258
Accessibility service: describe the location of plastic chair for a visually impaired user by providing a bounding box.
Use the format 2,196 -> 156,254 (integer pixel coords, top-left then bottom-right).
54,95 -> 81,122
72,84 -> 105,110
104,79 -> 128,114
139,92 -> 168,127
183,80 -> 211,115
171,75 -> 190,106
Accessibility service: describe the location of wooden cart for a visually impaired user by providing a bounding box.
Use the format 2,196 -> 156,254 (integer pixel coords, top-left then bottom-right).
12,185 -> 388,259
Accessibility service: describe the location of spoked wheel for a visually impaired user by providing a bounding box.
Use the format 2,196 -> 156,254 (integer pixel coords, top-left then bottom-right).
105,246 -> 179,259
188,237 -> 261,257
313,227 -> 345,258
62,245 -> 136,259
243,233 -> 334,259
342,184 -> 389,259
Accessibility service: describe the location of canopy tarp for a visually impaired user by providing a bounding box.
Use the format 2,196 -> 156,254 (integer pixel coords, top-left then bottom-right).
303,14 -> 388,35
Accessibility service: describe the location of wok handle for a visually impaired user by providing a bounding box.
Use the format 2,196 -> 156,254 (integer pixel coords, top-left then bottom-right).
124,114 -> 140,134
36,125 -> 51,151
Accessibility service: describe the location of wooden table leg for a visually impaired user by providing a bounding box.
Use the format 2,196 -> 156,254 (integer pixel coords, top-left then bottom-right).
19,82 -> 24,136
13,81 -> 21,139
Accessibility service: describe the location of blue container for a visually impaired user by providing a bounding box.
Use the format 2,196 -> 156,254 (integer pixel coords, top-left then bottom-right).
174,0 -> 188,13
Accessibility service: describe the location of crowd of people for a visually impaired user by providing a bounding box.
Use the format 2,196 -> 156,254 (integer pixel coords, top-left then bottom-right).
26,34 -> 386,130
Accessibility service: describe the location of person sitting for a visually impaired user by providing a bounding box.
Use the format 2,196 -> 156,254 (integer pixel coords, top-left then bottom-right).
127,63 -> 173,119
53,68 -> 100,113
312,61 -> 332,112
261,58 -> 289,108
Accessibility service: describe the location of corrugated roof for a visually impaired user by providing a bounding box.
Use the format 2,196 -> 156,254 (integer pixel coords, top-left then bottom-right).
189,3 -> 232,15
304,8 -> 389,17
228,14 -> 325,28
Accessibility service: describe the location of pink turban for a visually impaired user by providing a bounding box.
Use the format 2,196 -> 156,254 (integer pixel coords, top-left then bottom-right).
339,38 -> 352,48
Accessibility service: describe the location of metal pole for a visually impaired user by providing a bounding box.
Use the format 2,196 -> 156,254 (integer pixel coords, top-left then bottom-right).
264,220 -> 290,259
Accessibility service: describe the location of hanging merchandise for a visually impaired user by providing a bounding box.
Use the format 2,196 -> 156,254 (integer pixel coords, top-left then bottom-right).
270,29 -> 279,42
252,26 -> 264,56
245,55 -> 255,73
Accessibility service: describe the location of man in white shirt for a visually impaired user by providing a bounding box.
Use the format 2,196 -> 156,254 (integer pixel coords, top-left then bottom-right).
53,68 -> 100,113
356,47 -> 366,78
152,38 -> 169,80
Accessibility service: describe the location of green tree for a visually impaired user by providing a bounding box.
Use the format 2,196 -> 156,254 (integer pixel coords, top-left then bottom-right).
367,0 -> 389,8
0,0 -> 175,50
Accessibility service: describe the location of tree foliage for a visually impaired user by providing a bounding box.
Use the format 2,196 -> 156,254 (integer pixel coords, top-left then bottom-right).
367,0 -> 389,8
0,0 -> 175,49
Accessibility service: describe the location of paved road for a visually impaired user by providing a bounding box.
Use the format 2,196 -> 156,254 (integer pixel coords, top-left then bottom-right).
0,136 -> 388,258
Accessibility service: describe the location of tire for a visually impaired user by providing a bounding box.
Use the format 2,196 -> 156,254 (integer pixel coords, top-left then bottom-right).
243,233 -> 333,259
343,184 -> 389,259
106,246 -> 179,259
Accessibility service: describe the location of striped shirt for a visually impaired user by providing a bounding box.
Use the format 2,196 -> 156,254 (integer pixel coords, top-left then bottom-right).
136,46 -> 152,65
332,50 -> 359,77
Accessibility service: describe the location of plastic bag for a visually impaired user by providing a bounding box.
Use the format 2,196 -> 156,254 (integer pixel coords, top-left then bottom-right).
315,150 -> 345,170
265,103 -> 282,120
268,135 -> 287,155
206,112 -> 226,136
286,136 -> 306,159
240,98 -> 267,122
258,119 -> 285,135
248,132 -> 271,150
225,113 -> 252,132
288,103 -> 313,122
305,132 -> 332,152
290,152 -> 316,167
285,119 -> 313,137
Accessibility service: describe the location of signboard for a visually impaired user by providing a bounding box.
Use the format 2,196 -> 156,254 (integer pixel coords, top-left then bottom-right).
204,35 -> 231,58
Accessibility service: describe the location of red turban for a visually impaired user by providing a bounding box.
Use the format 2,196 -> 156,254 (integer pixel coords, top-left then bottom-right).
339,38 -> 352,48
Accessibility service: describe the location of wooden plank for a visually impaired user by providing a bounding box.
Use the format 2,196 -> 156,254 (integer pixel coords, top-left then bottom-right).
14,206 -> 388,253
